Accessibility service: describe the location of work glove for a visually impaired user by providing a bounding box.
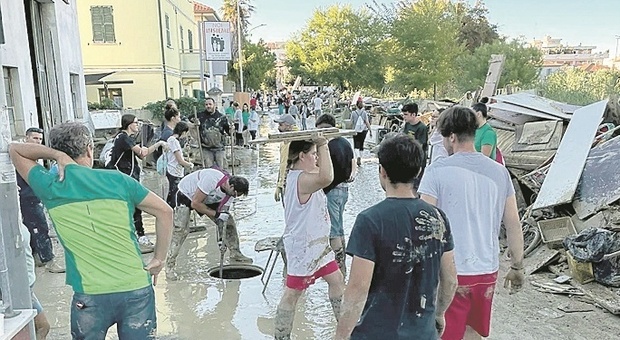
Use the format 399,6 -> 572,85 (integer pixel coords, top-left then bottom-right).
216,212 -> 230,224
274,187 -> 282,202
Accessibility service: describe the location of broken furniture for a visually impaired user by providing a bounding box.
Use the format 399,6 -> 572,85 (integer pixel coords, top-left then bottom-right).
254,237 -> 285,294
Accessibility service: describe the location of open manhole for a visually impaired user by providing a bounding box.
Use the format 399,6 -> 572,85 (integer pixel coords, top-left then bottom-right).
208,264 -> 264,280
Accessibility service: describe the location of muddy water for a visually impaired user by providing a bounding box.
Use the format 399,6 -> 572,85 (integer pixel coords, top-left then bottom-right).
34,113 -> 384,340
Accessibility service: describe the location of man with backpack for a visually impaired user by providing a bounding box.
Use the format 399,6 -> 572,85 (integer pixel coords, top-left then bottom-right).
195,97 -> 231,168
166,167 -> 252,280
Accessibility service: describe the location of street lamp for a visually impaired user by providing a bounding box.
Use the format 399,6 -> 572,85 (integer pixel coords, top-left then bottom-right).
236,0 -> 266,93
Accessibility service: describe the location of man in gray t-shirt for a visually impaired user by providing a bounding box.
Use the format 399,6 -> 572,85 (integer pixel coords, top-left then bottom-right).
418,106 -> 524,340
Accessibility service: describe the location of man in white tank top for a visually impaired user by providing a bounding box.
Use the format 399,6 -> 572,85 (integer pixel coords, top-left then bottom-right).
275,137 -> 345,340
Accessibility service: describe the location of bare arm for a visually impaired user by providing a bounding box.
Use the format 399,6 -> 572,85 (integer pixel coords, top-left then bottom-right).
173,150 -> 192,168
481,145 -> 493,157
348,158 -> 357,181
9,142 -> 75,183
503,195 -> 524,268
436,251 -> 457,315
420,194 -> 437,206
136,192 -> 173,285
191,189 -> 218,218
335,256 -> 374,340
298,142 -> 333,195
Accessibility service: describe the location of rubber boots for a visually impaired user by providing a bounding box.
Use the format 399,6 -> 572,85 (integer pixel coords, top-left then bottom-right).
225,221 -> 253,263
166,206 -> 191,280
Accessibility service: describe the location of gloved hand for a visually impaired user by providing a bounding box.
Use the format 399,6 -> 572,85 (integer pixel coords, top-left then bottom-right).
274,187 -> 282,202
216,212 -> 230,223
185,163 -> 195,171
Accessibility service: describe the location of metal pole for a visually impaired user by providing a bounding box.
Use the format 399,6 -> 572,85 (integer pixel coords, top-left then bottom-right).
237,0 -> 244,93
199,21 -> 205,92
614,35 -> 620,71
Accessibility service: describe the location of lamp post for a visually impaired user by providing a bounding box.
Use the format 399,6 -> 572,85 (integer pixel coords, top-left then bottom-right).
614,35 -> 620,71
236,0 -> 244,92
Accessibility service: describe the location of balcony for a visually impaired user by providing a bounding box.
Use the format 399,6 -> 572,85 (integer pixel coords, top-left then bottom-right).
180,52 -> 210,83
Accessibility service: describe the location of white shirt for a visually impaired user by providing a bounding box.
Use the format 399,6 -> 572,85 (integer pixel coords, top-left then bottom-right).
282,170 -> 334,276
313,97 -> 323,111
248,110 -> 260,131
234,109 -> 244,133
418,152 -> 515,275
429,128 -> 448,164
166,135 -> 184,178
178,169 -> 231,210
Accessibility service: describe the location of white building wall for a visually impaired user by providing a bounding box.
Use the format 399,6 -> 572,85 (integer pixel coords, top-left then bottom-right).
46,0 -> 89,123
0,0 -> 39,136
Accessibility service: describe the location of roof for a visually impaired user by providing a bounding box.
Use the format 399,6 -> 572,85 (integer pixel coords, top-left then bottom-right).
579,63 -> 610,72
193,1 -> 215,13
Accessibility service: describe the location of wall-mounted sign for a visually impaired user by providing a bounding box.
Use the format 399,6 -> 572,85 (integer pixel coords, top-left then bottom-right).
202,21 -> 232,61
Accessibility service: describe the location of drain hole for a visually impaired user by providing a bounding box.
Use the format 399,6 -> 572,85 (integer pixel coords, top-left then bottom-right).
208,265 -> 263,279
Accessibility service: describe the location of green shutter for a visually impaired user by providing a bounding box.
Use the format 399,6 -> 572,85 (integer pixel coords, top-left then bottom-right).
102,6 -> 115,43
91,6 -> 103,42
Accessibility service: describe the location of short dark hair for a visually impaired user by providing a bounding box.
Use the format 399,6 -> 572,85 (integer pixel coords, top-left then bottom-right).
173,121 -> 189,135
164,107 -> 180,122
401,103 -> 419,114
472,102 -> 488,118
437,106 -> 477,142
233,102 -> 239,108
377,134 -> 424,184
315,113 -> 336,128
26,127 -> 44,135
229,176 -> 249,196
48,122 -> 93,160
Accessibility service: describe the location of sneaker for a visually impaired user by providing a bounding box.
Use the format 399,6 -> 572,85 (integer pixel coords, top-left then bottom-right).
45,259 -> 66,273
138,236 -> 155,254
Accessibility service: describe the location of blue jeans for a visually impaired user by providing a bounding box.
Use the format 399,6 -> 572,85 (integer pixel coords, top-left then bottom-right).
71,286 -> 156,340
326,186 -> 349,238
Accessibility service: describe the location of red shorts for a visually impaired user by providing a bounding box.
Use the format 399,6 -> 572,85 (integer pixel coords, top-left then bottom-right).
442,271 -> 498,340
285,261 -> 339,291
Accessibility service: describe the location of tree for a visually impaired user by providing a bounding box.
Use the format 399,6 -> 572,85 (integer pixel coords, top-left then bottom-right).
228,40 -> 276,91
454,39 -> 542,93
285,5 -> 386,91
388,0 -> 463,93
539,68 -> 620,105
221,0 -> 255,35
454,1 -> 499,52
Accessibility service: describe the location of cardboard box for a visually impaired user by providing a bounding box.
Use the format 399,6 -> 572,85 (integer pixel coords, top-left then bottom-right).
567,252 -> 594,284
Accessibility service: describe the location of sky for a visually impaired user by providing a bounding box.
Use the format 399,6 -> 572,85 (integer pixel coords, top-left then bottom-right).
201,0 -> 620,56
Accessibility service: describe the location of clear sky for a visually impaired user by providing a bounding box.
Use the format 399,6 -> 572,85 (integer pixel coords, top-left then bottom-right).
201,0 -> 620,55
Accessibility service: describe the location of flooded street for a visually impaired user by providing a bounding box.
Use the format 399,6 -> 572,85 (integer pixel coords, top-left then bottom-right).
33,114 -> 619,339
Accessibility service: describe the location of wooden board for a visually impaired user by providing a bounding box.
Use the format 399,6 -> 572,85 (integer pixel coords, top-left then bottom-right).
532,100 -> 608,210
573,136 -> 620,219
249,129 -> 357,144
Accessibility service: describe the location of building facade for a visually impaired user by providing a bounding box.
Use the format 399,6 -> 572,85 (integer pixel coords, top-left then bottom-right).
1,0 -> 88,139
532,36 -> 610,80
78,0 -> 219,109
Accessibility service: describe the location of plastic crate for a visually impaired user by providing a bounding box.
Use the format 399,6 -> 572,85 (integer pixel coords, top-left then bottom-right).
537,217 -> 577,248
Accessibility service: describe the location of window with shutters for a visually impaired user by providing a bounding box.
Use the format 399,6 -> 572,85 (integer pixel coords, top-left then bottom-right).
3,67 -> 24,138
165,14 -> 171,48
90,6 -> 115,43
180,25 -> 184,51
188,30 -> 193,52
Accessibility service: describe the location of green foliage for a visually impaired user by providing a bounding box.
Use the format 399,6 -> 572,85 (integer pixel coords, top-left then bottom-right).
228,40 -> 276,91
453,1 -> 499,52
454,40 -> 542,93
143,97 -> 206,120
285,5 -> 386,91
87,98 -> 118,111
539,68 -> 620,106
388,0 -> 463,93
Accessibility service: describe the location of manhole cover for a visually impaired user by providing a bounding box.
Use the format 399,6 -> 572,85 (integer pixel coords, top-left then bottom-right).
208,264 -> 264,279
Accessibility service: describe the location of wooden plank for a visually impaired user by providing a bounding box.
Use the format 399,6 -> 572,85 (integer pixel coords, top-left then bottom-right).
532,100 -> 608,210
573,136 -> 620,219
524,246 -> 561,275
572,281 -> 620,314
250,129 -> 357,144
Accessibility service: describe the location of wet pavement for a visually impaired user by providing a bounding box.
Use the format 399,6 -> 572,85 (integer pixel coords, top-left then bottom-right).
33,113 -> 620,339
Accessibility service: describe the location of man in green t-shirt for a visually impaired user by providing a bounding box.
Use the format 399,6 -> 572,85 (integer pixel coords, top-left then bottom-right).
10,122 -> 173,339
472,102 -> 497,160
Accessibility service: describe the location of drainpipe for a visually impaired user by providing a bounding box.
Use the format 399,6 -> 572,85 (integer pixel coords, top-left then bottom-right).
157,0 -> 168,98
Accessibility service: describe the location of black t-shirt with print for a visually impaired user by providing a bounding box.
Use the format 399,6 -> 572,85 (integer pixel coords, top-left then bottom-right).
402,121 -> 429,155
109,131 -> 140,179
324,137 -> 354,194
347,197 -> 454,340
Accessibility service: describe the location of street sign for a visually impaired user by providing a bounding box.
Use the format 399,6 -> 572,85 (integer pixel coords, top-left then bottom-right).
202,21 -> 232,61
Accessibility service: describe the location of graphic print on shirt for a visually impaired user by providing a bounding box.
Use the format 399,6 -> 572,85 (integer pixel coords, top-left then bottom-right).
392,237 -> 428,275
415,209 -> 447,242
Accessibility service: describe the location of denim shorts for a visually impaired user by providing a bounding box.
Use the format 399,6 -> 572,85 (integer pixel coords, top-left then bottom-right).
71,285 -> 156,340
326,185 -> 349,238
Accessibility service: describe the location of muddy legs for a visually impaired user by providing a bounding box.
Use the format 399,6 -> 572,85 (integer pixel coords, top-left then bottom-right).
165,206 -> 191,280
330,236 -> 347,277
275,288 -> 302,340
224,217 -> 253,263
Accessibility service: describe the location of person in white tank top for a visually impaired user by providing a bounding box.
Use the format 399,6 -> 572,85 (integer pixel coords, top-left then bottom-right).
275,136 -> 345,340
